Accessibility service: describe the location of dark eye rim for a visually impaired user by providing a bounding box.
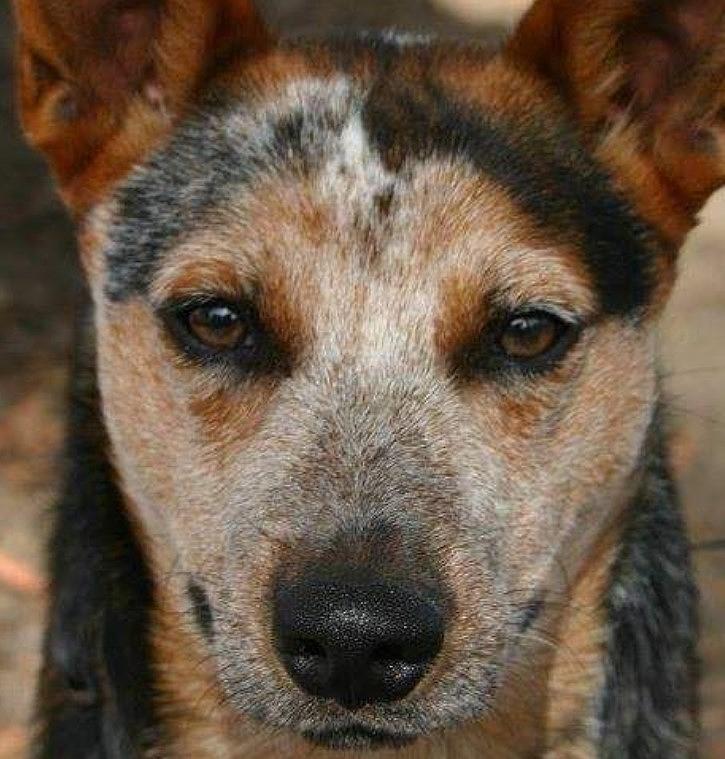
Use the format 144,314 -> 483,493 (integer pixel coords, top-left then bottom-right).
160,297 -> 249,358
158,296 -> 288,373
454,307 -> 584,379
496,308 -> 581,365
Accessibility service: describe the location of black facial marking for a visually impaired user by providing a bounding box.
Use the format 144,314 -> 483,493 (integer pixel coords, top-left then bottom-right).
518,596 -> 544,634
187,581 -> 215,642
374,186 -> 395,219
361,77 -> 658,316
107,94 -> 249,302
270,109 -> 308,168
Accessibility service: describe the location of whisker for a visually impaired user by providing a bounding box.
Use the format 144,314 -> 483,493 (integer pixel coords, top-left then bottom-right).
691,538 -> 725,552
660,365 -> 725,380
664,401 -> 725,431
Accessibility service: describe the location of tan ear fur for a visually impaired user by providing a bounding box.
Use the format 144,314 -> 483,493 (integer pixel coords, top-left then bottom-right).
13,0 -> 270,213
507,0 -> 725,246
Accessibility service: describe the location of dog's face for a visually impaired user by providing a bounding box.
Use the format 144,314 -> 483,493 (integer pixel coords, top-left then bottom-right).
92,52 -> 663,745
13,0 -> 724,751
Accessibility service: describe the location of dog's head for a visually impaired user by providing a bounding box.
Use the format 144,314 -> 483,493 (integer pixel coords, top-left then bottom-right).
14,0 -> 724,751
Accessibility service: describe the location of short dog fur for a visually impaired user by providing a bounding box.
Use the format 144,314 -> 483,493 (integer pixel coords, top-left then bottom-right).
11,0 -> 725,756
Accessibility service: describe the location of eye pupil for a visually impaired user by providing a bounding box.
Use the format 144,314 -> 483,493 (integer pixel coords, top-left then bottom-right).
206,306 -> 236,328
187,303 -> 248,351
500,313 -> 561,360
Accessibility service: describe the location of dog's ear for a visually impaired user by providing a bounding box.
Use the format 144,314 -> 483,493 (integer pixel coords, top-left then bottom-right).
13,0 -> 270,213
507,0 -> 724,246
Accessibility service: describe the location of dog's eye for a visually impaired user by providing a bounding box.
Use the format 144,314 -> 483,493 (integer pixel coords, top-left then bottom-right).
186,303 -> 249,351
163,299 -> 259,359
161,297 -> 291,375
452,308 -> 581,380
498,311 -> 573,363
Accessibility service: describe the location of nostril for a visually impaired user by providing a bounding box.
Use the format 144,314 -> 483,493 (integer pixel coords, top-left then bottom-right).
279,636 -> 330,695
373,642 -> 406,665
284,637 -> 326,660
372,641 -> 427,666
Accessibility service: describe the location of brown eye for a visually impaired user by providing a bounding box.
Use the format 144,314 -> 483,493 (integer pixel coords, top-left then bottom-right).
187,303 -> 248,351
163,297 -> 290,374
453,308 -> 580,379
499,312 -> 566,360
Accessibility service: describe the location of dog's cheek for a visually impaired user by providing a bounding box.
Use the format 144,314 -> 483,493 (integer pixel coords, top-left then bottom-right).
497,320 -> 657,593
96,301 -> 283,595
96,301 -> 196,554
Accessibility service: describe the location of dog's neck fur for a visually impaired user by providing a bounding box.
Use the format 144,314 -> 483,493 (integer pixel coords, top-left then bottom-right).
36,319 -> 698,759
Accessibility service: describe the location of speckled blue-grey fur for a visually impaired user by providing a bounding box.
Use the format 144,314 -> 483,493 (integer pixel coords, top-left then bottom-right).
599,424 -> 699,758
106,79 -> 353,301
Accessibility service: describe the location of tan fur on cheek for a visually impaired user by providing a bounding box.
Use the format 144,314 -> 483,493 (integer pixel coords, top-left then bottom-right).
188,383 -> 277,450
96,300 -> 193,562
150,585 -> 257,759
76,200 -> 120,285
499,321 -> 655,607
541,527 -> 619,756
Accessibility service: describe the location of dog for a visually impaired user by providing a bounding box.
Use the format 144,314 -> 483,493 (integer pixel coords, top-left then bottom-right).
12,0 -> 725,756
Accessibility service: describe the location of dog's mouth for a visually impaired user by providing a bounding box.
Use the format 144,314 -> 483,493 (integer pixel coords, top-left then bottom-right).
302,724 -> 418,751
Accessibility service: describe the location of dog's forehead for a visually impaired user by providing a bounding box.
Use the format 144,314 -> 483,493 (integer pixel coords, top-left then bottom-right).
104,37 -> 657,315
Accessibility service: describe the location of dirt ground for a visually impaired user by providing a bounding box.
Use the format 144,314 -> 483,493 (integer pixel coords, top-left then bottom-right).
0,2 -> 723,757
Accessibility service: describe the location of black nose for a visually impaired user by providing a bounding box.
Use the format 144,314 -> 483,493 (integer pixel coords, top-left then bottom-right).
273,575 -> 444,710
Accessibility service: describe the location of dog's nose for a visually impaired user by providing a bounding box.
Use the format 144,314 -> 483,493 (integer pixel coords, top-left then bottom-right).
273,576 -> 444,710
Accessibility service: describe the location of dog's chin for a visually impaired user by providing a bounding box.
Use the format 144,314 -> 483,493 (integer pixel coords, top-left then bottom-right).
302,725 -> 418,751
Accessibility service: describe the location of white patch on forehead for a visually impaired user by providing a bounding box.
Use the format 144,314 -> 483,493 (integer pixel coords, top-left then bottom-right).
361,29 -> 435,47
218,73 -> 397,210
276,75 -> 353,112
214,74 -> 400,231
317,110 -> 397,228
212,76 -> 396,245
338,114 -> 369,166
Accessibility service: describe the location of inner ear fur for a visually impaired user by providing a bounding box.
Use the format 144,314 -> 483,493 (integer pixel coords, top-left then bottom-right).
13,0 -> 270,213
507,0 -> 725,246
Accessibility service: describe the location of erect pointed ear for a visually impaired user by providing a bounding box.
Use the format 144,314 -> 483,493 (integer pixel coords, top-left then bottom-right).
507,0 -> 724,247
13,0 -> 270,213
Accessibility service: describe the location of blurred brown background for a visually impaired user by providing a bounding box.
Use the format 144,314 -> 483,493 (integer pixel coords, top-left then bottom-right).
0,1 -> 723,757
